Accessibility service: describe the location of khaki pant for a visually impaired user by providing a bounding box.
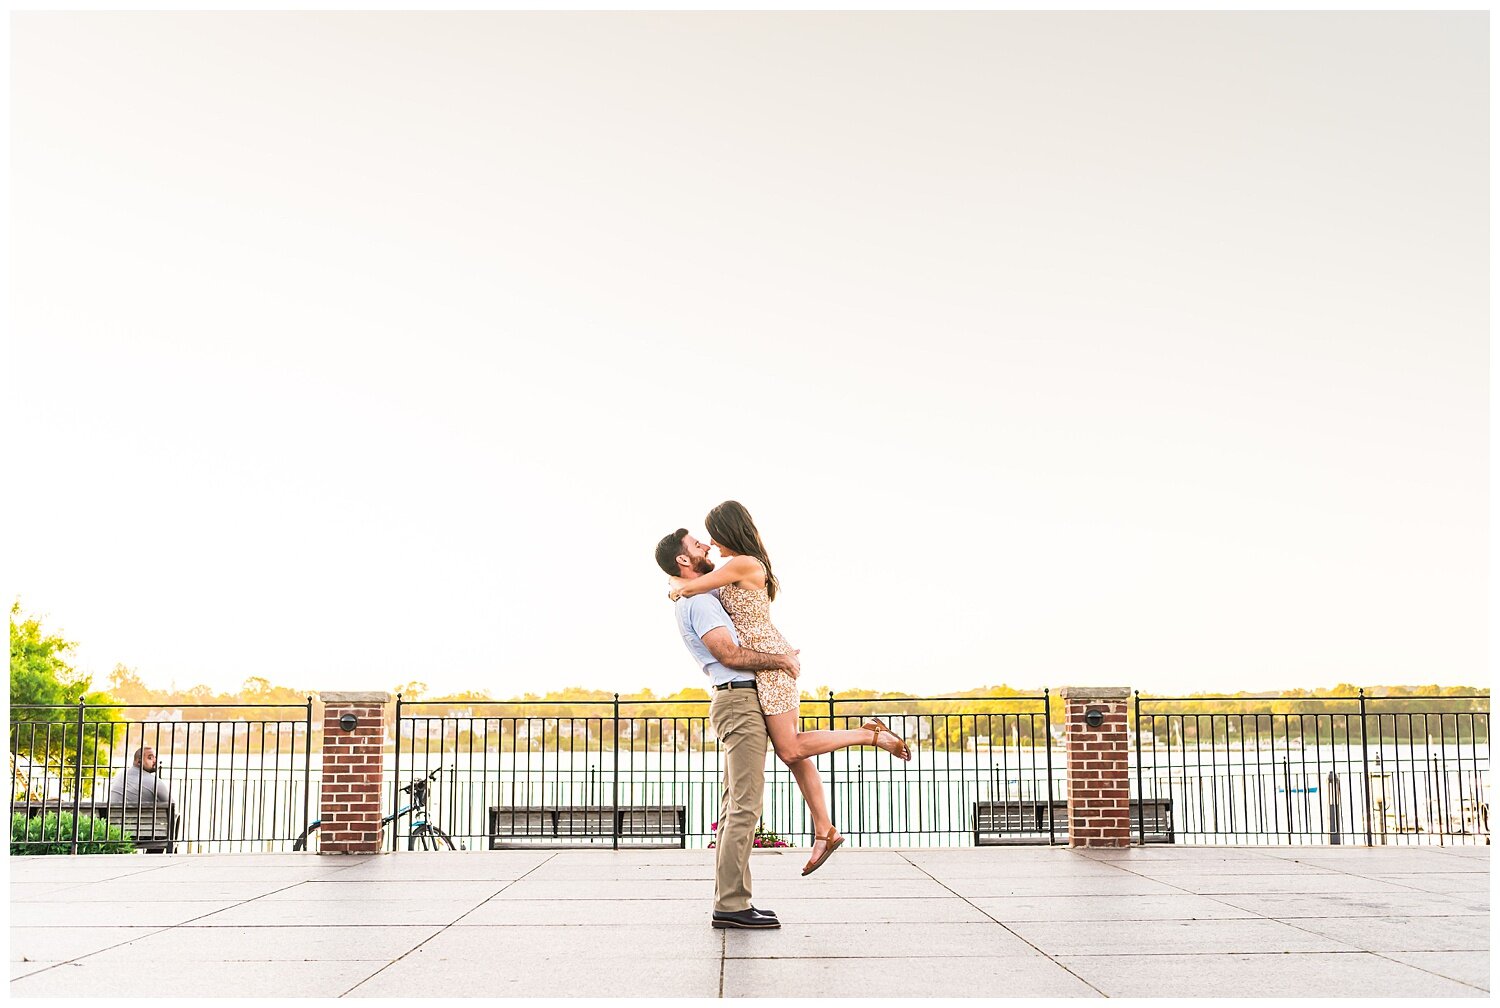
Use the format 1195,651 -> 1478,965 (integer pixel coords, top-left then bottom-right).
710,686 -> 768,912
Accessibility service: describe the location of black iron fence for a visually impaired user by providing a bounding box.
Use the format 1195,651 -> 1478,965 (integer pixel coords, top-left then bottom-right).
11,690 -> 1487,854
1133,691 -> 1490,845
10,701 -> 316,854
392,693 -> 1057,851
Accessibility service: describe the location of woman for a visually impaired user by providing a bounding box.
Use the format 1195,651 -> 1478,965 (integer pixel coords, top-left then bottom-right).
671,500 -> 911,876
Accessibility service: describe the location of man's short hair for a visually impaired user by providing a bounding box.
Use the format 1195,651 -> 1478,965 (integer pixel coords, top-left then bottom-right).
655,528 -> 690,576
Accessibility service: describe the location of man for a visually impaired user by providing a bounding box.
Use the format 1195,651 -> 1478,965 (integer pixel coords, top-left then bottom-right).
106,746 -> 172,805
656,527 -> 799,930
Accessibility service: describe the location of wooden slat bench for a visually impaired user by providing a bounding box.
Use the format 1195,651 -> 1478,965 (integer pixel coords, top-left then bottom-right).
974,799 -> 1173,845
91,803 -> 178,853
488,805 -> 687,849
11,801 -> 178,853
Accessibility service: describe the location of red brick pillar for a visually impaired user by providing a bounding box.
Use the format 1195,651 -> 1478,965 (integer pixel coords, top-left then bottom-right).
317,691 -> 390,854
1060,686 -> 1132,848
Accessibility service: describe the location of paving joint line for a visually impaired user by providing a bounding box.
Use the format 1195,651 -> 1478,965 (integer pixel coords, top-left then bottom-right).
717,929 -> 726,999
1360,949 -> 1490,993
1263,904 -> 1492,994
994,849 -> 1489,998
1125,858 -> 1492,992
10,868 -> 340,981
896,850 -> 1110,997
337,850 -> 561,998
1264,916 -> 1493,994
11,924 -> 180,980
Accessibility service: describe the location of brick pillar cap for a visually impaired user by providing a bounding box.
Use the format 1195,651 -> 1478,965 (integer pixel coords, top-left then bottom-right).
319,691 -> 392,704
1058,686 -> 1131,700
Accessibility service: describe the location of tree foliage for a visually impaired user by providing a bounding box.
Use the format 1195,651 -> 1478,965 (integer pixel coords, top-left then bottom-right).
9,602 -> 119,785
9,601 -> 111,710
105,665 -> 312,712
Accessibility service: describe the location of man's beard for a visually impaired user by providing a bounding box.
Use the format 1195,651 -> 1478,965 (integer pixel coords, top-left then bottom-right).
693,557 -> 714,575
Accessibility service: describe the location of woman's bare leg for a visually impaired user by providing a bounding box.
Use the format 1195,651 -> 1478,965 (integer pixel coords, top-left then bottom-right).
762,714 -> 846,864
765,713 -> 877,764
764,710 -> 911,867
787,758 -> 830,836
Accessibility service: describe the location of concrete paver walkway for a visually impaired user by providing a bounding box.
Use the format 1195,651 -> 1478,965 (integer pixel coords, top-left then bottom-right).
9,844 -> 1489,998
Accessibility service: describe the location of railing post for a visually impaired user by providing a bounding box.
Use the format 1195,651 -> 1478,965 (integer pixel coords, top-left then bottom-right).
1284,756 -> 1293,844
1358,688 -> 1373,846
612,693 -> 620,851
1134,691 -> 1145,846
70,699 -> 85,855
827,690 -> 837,831
302,696 -> 313,844
1043,689 -> 1056,845
1327,769 -> 1342,844
392,695 -> 403,853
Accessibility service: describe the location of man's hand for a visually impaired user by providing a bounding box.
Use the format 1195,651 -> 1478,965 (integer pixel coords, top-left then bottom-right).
776,650 -> 801,678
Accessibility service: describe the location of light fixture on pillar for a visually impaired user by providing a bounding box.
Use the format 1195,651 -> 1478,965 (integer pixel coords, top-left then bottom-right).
339,713 -> 358,732
1085,707 -> 1104,728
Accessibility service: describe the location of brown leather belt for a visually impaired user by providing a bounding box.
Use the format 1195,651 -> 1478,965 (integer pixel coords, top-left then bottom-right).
713,680 -> 758,691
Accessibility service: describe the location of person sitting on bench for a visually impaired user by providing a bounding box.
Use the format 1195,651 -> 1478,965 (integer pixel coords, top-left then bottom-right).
104,745 -> 178,852
107,745 -> 172,805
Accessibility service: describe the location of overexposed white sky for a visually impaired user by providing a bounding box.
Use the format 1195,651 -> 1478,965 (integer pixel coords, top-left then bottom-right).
6,11 -> 1488,700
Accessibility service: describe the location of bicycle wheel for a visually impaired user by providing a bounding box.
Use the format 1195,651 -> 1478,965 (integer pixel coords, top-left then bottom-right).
293,822 -> 321,853
408,825 -> 457,851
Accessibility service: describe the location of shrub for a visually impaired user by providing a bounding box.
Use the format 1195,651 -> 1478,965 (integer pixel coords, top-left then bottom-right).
707,819 -> 793,849
11,811 -> 136,855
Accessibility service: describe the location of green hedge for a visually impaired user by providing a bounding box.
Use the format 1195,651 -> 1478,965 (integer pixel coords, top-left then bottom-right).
11,811 -> 137,855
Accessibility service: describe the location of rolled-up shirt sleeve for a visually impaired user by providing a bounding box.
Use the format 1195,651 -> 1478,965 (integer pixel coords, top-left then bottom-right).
686,595 -> 732,641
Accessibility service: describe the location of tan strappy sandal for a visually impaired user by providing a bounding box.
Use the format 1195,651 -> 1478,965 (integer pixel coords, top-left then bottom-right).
801,827 -> 843,876
862,719 -> 912,761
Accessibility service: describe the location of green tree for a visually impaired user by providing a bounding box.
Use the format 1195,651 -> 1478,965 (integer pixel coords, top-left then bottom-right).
12,601 -> 86,708
9,601 -> 119,795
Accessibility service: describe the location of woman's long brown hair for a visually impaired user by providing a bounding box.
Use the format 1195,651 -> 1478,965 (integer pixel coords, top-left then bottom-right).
705,500 -> 780,601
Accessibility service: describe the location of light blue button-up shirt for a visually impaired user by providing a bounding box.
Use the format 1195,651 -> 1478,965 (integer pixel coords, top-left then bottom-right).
675,590 -> 755,688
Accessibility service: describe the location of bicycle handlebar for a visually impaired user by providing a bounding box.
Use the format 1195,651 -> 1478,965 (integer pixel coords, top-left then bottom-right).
397,766 -> 444,795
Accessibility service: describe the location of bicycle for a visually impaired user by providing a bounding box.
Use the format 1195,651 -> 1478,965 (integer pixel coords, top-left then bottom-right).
293,766 -> 465,851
